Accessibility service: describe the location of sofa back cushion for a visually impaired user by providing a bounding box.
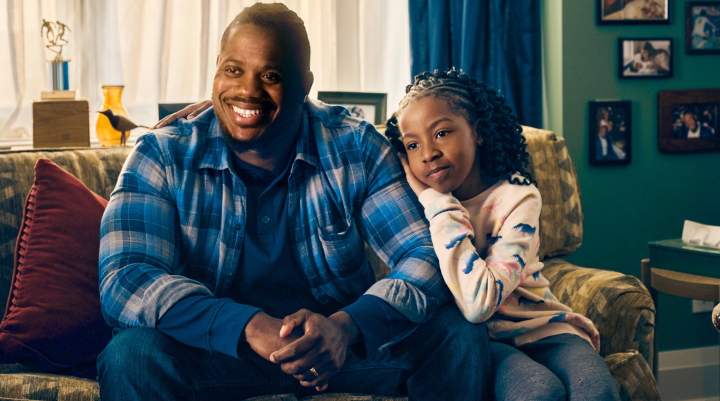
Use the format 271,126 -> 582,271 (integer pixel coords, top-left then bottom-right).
0,148 -> 132,316
522,126 -> 583,259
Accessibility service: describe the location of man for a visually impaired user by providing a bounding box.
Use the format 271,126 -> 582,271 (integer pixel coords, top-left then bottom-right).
624,42 -> 655,74
97,3 -> 489,401
678,110 -> 715,139
595,120 -> 620,161
692,9 -> 718,49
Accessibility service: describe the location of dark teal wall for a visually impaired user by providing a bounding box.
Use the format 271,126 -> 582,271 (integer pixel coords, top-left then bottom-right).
549,0 -> 720,351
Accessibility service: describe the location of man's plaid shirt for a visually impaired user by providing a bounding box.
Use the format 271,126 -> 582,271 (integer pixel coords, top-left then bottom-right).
98,101 -> 449,338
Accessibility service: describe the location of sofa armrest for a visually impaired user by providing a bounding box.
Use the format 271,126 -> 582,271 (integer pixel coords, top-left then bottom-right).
543,258 -> 656,369
605,350 -> 660,401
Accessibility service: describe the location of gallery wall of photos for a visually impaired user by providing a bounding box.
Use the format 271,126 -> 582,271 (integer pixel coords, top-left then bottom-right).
590,0 -> 720,166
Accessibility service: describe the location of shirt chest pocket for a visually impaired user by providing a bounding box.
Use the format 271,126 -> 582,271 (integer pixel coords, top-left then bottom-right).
317,215 -> 364,277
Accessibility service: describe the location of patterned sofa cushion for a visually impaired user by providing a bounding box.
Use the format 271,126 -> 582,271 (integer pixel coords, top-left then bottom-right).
0,372 -> 100,401
522,126 -> 584,259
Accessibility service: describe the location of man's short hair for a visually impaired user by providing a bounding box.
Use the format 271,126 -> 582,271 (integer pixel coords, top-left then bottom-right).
220,3 -> 311,72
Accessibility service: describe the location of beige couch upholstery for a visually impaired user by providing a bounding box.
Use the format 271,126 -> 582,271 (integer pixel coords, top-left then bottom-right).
0,127 -> 659,400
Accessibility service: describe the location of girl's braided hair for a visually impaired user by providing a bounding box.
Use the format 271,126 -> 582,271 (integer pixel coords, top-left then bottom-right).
386,68 -> 533,185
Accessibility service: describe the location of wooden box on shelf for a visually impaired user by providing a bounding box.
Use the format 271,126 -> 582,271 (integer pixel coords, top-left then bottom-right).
32,99 -> 90,148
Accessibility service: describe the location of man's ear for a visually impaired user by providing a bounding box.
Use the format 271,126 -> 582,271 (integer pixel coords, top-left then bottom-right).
303,71 -> 314,96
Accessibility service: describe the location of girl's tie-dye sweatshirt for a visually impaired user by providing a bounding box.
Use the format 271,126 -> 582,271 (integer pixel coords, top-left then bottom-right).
417,177 -> 598,348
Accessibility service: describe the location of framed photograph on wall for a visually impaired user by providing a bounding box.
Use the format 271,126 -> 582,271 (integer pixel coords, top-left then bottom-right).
589,100 -> 632,165
686,1 -> 720,54
619,38 -> 673,78
658,89 -> 720,153
317,91 -> 387,125
598,0 -> 670,24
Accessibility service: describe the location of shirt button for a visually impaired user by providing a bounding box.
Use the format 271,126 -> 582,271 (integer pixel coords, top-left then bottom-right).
261,216 -> 271,224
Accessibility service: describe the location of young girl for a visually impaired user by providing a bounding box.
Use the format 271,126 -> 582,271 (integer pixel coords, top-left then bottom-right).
386,68 -> 620,401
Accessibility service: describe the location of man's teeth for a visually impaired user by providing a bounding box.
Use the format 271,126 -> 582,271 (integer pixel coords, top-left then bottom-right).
231,105 -> 262,118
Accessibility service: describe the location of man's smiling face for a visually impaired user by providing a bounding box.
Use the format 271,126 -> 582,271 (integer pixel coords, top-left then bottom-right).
212,23 -> 308,145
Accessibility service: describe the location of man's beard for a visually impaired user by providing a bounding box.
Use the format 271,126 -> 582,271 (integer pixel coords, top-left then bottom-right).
219,113 -> 302,163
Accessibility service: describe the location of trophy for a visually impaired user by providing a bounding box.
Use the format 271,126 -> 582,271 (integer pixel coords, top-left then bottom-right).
33,18 -> 89,148
41,19 -> 74,99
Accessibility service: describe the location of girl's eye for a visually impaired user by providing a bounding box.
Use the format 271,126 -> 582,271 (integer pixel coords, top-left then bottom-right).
224,66 -> 241,75
435,130 -> 449,139
405,143 -> 418,151
262,71 -> 281,83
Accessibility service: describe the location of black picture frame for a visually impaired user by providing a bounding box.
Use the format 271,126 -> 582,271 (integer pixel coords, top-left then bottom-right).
658,89 -> 720,153
686,1 -> 720,54
589,100 -> 632,165
618,38 -> 673,79
598,0 -> 670,24
317,91 -> 388,125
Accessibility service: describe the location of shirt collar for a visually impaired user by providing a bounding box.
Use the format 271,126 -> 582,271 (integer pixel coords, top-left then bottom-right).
196,108 -> 232,171
293,107 -> 318,169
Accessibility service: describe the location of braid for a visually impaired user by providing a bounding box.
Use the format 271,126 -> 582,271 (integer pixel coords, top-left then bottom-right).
386,68 -> 533,185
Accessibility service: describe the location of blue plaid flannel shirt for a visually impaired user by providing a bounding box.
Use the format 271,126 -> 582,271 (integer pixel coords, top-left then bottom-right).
99,100 -> 449,339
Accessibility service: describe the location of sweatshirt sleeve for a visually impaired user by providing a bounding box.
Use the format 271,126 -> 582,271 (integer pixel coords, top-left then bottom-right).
157,294 -> 261,358
417,185 -> 541,323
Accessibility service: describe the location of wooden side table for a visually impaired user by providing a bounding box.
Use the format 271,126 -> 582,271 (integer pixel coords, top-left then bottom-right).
641,239 -> 720,378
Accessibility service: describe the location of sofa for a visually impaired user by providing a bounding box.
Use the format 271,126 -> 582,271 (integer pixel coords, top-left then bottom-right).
0,126 -> 659,401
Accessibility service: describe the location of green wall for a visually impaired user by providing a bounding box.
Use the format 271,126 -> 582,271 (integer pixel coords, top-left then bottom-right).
544,0 -> 720,351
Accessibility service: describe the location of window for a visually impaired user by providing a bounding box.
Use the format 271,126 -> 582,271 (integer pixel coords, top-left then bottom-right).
0,0 -> 410,143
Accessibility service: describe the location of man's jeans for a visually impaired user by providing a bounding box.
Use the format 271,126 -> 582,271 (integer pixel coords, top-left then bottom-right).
491,334 -> 620,401
97,305 -> 490,401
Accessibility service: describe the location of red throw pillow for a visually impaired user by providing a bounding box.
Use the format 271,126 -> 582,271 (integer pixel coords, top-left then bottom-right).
0,159 -> 112,375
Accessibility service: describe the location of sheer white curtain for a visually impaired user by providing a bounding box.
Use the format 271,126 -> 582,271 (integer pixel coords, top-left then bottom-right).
0,0 -> 410,143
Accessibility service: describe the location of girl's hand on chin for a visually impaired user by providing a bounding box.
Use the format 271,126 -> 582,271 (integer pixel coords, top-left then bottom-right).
398,154 -> 429,196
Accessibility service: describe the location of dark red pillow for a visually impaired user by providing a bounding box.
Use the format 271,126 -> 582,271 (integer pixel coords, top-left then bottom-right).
0,159 -> 112,375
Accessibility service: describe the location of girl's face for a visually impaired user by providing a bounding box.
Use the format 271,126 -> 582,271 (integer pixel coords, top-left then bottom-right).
397,96 -> 485,199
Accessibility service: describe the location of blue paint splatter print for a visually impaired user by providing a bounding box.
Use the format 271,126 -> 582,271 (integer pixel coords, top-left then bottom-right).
532,271 -> 540,280
549,313 -> 566,323
485,233 -> 502,245
513,223 -> 536,235
495,280 -> 504,306
513,254 -> 526,269
445,233 -> 467,249
464,253 -> 480,274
